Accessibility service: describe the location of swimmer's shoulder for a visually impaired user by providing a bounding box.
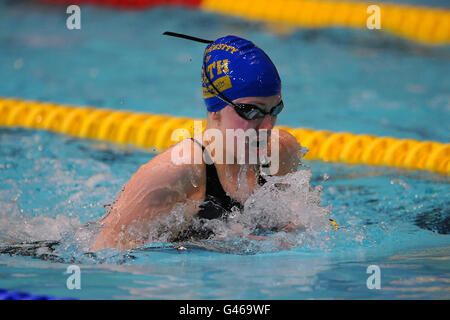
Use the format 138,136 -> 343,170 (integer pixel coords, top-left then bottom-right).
137,138 -> 206,195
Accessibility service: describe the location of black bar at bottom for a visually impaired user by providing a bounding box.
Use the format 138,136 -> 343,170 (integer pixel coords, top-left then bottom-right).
0,300 -> 446,318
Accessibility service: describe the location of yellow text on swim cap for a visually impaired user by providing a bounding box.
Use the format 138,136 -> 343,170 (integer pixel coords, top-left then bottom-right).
206,59 -> 229,80
205,44 -> 239,55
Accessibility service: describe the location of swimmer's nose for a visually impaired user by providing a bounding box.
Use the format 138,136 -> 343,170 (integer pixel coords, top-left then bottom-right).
257,114 -> 275,130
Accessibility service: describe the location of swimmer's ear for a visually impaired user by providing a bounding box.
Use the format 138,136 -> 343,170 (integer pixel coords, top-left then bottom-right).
208,111 -> 221,121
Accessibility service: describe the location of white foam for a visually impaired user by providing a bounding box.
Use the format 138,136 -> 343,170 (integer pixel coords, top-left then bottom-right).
142,170 -> 332,252
0,166 -> 333,255
0,201 -> 82,244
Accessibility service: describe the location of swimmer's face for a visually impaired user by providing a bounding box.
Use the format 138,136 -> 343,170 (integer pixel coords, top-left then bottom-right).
211,95 -> 281,163
219,95 -> 281,132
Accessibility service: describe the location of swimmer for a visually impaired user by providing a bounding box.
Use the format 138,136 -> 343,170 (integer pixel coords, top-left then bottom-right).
92,33 -> 303,251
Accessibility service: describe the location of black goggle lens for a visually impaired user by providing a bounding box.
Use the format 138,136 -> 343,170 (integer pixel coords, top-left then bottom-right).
234,100 -> 284,120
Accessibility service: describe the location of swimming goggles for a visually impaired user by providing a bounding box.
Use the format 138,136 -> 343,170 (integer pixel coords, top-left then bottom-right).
209,86 -> 284,121
163,31 -> 284,121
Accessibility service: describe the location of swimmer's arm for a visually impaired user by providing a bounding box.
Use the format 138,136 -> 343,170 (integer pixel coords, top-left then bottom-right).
273,129 -> 302,176
266,131 -> 305,233
92,140 -> 205,251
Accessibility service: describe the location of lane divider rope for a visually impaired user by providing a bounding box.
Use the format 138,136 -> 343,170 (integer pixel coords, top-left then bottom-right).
41,0 -> 450,45
201,0 -> 450,45
0,97 -> 448,174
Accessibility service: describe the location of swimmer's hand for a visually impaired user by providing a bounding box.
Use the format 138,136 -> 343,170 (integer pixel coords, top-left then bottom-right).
246,235 -> 269,241
228,223 -> 270,241
245,222 -> 306,251
274,182 -> 290,191
234,221 -> 306,242
282,221 -> 306,232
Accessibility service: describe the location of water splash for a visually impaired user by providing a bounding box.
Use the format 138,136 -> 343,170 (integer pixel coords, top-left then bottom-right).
0,166 -> 356,260
142,170 -> 334,253
0,201 -> 81,245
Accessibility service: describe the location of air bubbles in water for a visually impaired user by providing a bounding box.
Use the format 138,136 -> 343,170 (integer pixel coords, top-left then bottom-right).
390,179 -> 410,189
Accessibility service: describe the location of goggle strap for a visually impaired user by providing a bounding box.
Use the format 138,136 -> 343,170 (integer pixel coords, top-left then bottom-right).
163,31 -> 237,109
202,60 -> 236,107
163,31 -> 213,44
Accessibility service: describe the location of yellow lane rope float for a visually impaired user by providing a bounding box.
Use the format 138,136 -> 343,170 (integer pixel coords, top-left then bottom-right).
0,97 -> 448,175
200,0 -> 450,45
40,0 -> 450,45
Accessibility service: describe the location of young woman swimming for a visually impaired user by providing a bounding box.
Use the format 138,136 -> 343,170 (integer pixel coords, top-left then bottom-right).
92,33 -> 303,251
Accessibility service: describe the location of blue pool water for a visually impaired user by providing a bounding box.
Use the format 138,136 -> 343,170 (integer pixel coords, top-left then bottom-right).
0,1 -> 449,299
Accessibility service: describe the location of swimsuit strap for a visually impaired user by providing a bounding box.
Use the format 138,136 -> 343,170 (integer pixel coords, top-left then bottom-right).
190,138 -> 267,220
191,138 -> 242,219
171,138 -> 269,242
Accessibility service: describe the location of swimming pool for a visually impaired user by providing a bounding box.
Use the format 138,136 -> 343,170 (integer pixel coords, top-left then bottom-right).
0,1 -> 449,299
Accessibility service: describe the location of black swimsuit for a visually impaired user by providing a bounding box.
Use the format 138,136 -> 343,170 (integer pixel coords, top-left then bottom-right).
171,139 -> 267,241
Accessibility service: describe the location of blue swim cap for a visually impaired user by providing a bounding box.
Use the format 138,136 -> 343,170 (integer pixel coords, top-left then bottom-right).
202,36 -> 281,112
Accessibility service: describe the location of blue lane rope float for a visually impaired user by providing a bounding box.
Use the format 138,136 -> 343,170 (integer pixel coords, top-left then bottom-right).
0,288 -> 76,300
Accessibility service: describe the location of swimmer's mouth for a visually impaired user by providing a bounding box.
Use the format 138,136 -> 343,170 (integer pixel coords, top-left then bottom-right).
249,138 -> 268,149
249,140 -> 270,159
